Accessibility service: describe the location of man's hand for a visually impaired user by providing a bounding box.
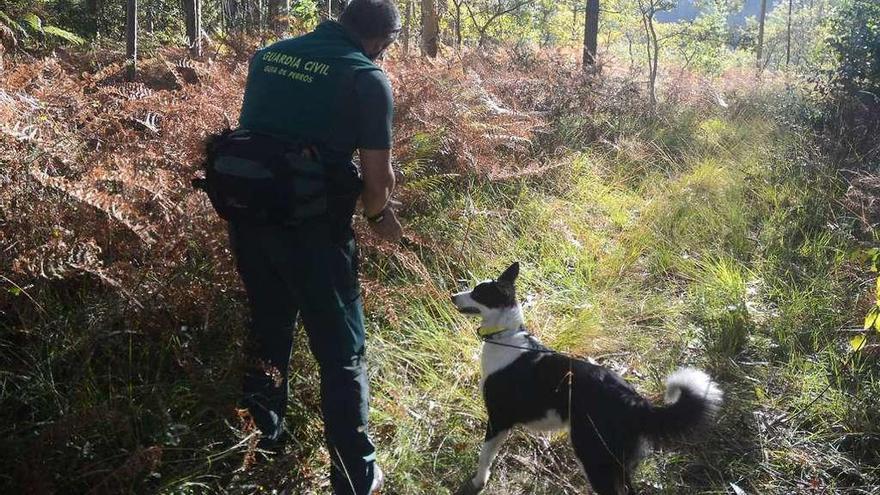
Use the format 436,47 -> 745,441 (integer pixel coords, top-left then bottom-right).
367,206 -> 403,243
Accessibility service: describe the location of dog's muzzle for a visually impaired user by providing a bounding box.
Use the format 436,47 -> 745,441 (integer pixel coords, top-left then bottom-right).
451,295 -> 481,314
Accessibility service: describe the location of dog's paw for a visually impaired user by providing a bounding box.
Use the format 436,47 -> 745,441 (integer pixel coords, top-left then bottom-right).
453,476 -> 484,495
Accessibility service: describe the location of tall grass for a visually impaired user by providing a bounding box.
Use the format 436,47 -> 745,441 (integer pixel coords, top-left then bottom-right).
2,52 -> 878,494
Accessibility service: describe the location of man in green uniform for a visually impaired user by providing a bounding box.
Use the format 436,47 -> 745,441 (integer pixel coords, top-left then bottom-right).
231,1 -> 401,493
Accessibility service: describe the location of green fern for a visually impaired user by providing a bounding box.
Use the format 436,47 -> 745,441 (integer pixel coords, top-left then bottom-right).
405,173 -> 459,195
0,12 -> 22,33
42,25 -> 84,45
401,157 -> 431,179
401,155 -> 458,196
0,11 -> 84,46
20,13 -> 41,32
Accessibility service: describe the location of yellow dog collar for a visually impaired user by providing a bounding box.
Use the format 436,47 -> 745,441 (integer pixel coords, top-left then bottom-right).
478,325 -> 508,337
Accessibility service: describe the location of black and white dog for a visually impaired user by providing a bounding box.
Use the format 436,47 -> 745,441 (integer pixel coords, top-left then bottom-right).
451,262 -> 723,495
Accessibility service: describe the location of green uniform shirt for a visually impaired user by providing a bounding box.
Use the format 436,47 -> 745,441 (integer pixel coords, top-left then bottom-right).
238,21 -> 394,169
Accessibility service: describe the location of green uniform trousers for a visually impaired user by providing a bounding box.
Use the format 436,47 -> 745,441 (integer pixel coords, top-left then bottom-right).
229,221 -> 376,494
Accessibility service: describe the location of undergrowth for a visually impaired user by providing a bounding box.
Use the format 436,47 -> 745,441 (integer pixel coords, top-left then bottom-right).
1,47 -> 878,494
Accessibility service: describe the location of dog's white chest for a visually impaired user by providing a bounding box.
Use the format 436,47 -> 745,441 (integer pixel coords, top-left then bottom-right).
479,333 -> 530,381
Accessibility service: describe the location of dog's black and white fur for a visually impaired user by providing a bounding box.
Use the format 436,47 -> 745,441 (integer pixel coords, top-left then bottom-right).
451,262 -> 723,495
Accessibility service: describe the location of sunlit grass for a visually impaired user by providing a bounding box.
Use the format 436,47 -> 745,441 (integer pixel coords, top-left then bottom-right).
355,106 -> 878,494
4,82 -> 877,494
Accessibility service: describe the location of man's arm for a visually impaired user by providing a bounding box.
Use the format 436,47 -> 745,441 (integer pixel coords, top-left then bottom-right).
359,148 -> 401,242
359,148 -> 394,218
355,70 -> 402,242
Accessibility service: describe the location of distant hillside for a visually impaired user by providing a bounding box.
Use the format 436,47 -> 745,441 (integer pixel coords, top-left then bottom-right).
656,0 -> 782,25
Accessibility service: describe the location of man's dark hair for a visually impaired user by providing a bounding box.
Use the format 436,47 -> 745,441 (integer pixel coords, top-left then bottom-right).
339,0 -> 401,41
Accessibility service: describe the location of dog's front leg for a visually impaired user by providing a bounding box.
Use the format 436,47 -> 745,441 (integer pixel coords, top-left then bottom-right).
456,426 -> 511,495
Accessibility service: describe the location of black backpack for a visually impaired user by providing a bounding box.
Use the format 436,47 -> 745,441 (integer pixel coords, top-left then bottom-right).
192,129 -> 329,225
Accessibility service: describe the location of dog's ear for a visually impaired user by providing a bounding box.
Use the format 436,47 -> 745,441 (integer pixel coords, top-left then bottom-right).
498,262 -> 520,284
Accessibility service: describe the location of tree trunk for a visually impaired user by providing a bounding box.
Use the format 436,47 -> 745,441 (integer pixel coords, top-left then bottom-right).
146,1 -> 153,33
641,8 -> 659,107
649,19 -> 659,106
184,0 -> 194,40
224,0 -> 235,32
256,0 -> 264,43
126,0 -> 137,81
582,0 -> 599,66
421,0 -> 438,57
756,0 -> 767,69
243,0 -> 253,34
193,0 -> 201,55
247,0 -> 261,35
540,5 -> 552,45
184,0 -> 202,56
785,0 -> 793,67
626,31 -> 634,70
403,0 -> 413,54
86,0 -> 99,36
453,0 -> 462,48
268,0 -> 288,37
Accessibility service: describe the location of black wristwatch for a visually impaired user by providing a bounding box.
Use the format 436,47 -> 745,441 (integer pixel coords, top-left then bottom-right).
365,208 -> 387,224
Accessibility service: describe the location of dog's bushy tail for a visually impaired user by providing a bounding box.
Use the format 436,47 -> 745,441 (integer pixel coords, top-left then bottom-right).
640,368 -> 723,445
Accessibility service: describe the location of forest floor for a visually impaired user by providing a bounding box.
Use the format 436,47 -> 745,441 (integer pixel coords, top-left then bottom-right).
1,45 -> 879,494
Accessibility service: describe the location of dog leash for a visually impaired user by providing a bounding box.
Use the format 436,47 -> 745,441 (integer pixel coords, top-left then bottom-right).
479,336 -> 555,353
477,326 -> 576,357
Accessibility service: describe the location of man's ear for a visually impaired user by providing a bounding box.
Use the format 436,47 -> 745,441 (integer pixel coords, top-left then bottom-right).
498,262 -> 520,284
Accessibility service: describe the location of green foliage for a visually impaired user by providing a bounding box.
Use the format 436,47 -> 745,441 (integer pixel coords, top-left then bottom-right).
1,0 -> 878,491
867,249 -> 880,331
853,248 -> 880,351
21,12 -> 41,31
0,10 -> 25,41
289,0 -> 320,32
0,10 -> 84,46
668,10 -> 728,73
827,0 -> 880,94
689,257 -> 753,357
41,24 -> 86,45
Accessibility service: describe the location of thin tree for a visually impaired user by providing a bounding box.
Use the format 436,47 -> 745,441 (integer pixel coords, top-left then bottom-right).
637,0 -> 673,107
640,0 -> 659,105
583,0 -> 599,66
451,0 -> 464,47
785,0 -> 793,66
267,0 -> 288,37
244,0 -> 263,34
463,0 -> 533,48
223,0 -> 239,33
183,0 -> 202,56
256,0 -> 264,40
126,0 -> 137,81
86,0 -> 100,36
756,0 -> 767,69
421,0 -> 438,57
403,0 -> 413,54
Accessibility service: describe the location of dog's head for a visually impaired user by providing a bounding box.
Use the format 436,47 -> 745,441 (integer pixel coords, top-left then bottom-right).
451,262 -> 520,319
